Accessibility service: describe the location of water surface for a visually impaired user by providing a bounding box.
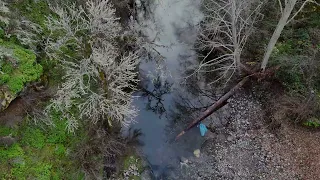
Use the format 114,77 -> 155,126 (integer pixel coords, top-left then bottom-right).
132,0 -> 205,178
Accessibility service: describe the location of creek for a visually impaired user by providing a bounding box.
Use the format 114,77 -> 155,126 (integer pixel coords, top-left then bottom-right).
130,0 -> 206,178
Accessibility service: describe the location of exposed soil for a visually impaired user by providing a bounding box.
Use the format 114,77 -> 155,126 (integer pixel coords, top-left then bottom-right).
0,87 -> 54,127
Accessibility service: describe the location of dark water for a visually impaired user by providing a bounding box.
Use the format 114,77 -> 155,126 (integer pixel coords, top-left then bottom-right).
132,60 -> 205,178
130,0 -> 205,178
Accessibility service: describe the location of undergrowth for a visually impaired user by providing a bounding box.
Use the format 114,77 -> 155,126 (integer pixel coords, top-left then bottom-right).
0,40 -> 43,94
268,4 -> 320,127
11,0 -> 51,28
0,111 -> 85,179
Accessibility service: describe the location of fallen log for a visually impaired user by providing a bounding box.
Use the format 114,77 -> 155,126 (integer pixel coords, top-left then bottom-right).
175,76 -> 250,140
175,65 -> 281,140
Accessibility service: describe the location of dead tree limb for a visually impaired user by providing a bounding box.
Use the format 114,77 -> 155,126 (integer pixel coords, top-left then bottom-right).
175,66 -> 281,140
175,76 -> 250,140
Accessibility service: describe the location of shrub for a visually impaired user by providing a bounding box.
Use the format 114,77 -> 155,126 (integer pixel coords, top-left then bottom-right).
0,143 -> 24,159
11,0 -> 51,27
1,63 -> 13,74
21,127 -> 46,149
0,114 -> 84,179
32,163 -> 52,180
54,144 -> 66,156
0,41 -> 43,94
303,117 -> 320,128
7,76 -> 25,94
0,73 -> 9,84
0,126 -> 17,136
46,119 -> 67,144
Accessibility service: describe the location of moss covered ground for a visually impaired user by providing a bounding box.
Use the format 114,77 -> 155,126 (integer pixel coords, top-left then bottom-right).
0,40 -> 43,94
0,111 -> 85,179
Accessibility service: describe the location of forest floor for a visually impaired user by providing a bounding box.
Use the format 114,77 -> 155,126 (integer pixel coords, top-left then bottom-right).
169,84 -> 320,180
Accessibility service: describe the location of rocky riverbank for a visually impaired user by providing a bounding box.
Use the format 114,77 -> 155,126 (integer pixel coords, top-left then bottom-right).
161,87 -> 320,180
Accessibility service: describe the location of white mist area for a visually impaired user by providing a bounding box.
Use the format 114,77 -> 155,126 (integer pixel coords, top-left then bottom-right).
136,0 -> 203,84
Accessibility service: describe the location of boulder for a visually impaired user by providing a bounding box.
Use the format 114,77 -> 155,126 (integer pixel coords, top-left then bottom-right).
0,87 -> 15,111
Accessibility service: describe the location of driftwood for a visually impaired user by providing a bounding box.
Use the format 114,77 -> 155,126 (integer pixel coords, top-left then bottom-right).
175,66 -> 280,140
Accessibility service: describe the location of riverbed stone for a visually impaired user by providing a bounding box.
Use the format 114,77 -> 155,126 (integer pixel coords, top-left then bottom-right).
0,135 -> 16,146
180,156 -> 188,163
194,149 -> 201,158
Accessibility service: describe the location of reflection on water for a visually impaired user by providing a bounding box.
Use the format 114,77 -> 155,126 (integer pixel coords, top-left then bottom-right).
140,75 -> 172,117
131,0 -> 204,178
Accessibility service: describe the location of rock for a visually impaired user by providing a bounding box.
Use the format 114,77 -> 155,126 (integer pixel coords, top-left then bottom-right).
180,156 -> 188,164
0,136 -> 16,146
11,157 -> 25,166
227,136 -> 233,142
0,88 -> 15,111
194,149 -> 201,158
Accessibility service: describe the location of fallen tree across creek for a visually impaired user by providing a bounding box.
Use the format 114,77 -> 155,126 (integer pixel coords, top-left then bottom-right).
175,66 -> 280,140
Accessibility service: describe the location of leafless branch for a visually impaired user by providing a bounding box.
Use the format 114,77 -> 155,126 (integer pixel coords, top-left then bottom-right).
195,0 -> 263,84
44,0 -> 140,132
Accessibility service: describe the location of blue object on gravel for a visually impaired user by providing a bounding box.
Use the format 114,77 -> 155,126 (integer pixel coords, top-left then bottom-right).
199,123 -> 208,136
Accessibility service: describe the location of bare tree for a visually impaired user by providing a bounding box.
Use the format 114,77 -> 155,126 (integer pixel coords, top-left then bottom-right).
196,0 -> 263,84
44,0 -> 140,132
260,0 -> 320,71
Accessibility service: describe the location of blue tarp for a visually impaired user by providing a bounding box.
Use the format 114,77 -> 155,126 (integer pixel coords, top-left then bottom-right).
199,123 -> 208,136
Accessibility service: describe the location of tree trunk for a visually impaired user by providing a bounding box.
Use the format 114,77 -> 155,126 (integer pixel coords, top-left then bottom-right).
231,0 -> 241,73
260,0 -> 297,71
175,76 -> 250,140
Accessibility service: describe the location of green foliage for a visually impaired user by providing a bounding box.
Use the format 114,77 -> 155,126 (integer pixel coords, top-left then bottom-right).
33,163 -> 52,180
11,0 -> 51,27
47,116 -> 68,144
1,63 -> 14,74
6,76 -> 25,94
0,40 -> 43,94
21,127 -> 46,149
54,144 -> 66,157
272,28 -> 312,57
270,55 -> 306,94
299,3 -> 320,27
266,4 -> 320,126
40,59 -> 65,87
0,73 -> 9,84
0,28 -> 4,38
0,144 -> 24,160
303,118 -> 320,128
0,111 -> 85,179
270,26 -> 316,94
123,155 -> 142,170
0,126 -> 17,136
8,35 -> 21,46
